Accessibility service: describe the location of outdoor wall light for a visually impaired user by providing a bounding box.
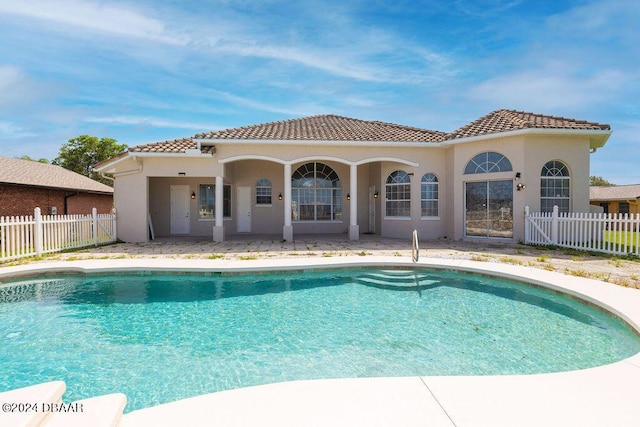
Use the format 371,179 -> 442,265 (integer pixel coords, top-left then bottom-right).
346,193 -> 351,200
374,191 -> 379,199
179,172 -> 186,176
191,191 -> 196,199
278,193 -> 283,201
515,172 -> 521,180
516,183 -> 526,191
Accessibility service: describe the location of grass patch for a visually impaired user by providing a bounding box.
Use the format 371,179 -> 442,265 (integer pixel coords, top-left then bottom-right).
608,258 -> 624,268
613,278 -> 633,287
536,254 -> 550,263
604,230 -> 640,250
592,272 -> 611,282
499,256 -> 524,265
208,254 -> 224,259
238,255 -> 257,261
564,268 -> 589,278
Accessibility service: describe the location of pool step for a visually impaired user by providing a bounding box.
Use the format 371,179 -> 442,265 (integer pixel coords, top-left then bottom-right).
356,271 -> 439,289
46,393 -> 127,427
0,382 -> 126,427
0,381 -> 65,427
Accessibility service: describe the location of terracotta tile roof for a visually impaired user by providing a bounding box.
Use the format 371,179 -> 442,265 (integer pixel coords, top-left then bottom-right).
0,156 -> 113,193
130,137 -> 200,153
446,109 -> 611,140
125,110 -> 611,154
590,184 -> 640,201
194,114 -> 446,142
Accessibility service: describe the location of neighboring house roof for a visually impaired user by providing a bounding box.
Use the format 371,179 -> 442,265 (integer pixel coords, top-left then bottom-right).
590,184 -> 640,201
115,109 -> 611,157
0,156 -> 113,194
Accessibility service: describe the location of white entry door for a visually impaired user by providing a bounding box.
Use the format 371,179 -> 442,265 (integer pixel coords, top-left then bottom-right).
170,185 -> 190,234
237,186 -> 251,232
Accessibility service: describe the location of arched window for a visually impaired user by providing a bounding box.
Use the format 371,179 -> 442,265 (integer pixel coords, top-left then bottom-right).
541,160 -> 570,213
386,170 -> 411,217
421,173 -> 439,217
464,152 -> 512,174
256,178 -> 272,205
291,162 -> 342,221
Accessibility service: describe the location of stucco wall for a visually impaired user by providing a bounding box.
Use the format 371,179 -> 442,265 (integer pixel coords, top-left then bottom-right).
523,136 -> 591,213
107,134 -> 599,243
114,174 -> 148,242
449,134 -> 592,241
450,136 -> 524,241
378,147 -> 447,240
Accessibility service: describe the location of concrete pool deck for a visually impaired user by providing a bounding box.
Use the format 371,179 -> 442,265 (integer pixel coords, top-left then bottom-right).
1,237 -> 640,426
17,234 -> 640,288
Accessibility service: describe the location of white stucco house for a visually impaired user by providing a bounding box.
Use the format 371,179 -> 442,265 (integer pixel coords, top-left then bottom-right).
94,109 -> 611,243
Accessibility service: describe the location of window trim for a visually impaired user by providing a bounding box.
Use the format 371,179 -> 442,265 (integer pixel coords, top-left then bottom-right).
255,178 -> 272,206
385,170 -> 411,218
291,162 -> 342,222
540,160 -> 571,214
619,202 -> 630,215
464,152 -> 513,174
198,183 -> 232,219
420,172 -> 439,218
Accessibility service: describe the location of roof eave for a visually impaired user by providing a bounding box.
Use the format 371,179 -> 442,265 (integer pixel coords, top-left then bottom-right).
0,181 -> 113,194
192,138 -> 442,147
441,128 -> 612,148
94,151 -> 214,172
590,197 -> 640,202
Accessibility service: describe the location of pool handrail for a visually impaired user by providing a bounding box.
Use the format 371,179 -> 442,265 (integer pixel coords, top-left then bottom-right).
412,230 -> 419,263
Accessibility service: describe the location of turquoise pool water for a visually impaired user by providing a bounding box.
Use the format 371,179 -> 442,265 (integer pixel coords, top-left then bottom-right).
1,269 -> 639,412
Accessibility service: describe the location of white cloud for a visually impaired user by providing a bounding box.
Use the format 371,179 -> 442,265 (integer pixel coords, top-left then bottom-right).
206,90 -> 321,117
451,0 -> 522,17
0,120 -> 37,138
0,0 -> 454,84
0,0 -> 187,45
0,65 -> 23,91
470,68 -> 629,111
0,65 -> 55,109
84,116 -> 218,130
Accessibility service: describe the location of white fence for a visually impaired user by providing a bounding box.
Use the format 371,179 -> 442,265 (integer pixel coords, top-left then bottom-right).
525,206 -> 640,256
0,208 -> 117,262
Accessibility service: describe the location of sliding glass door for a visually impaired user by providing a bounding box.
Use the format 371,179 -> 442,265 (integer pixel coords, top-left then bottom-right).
465,180 -> 513,238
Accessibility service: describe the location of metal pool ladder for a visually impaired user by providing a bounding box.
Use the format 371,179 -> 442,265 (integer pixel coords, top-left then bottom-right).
412,229 -> 419,263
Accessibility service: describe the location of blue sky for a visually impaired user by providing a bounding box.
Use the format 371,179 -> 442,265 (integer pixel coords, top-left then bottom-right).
0,0 -> 638,183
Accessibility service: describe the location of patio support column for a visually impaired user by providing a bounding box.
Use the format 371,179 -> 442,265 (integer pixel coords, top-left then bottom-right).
349,164 -> 359,240
213,175 -> 224,242
283,163 -> 294,241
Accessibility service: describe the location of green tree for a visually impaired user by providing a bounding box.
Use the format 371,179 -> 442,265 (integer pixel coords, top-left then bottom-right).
53,135 -> 127,185
589,176 -> 615,186
18,155 -> 50,163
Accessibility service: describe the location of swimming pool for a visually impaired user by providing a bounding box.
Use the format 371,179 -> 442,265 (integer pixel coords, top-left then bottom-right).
1,268 -> 639,412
